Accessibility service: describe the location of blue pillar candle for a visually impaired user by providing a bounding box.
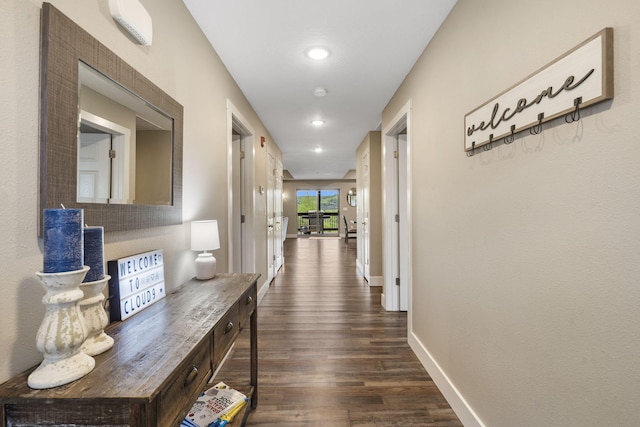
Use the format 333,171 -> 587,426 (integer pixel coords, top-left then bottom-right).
43,208 -> 84,273
83,226 -> 105,282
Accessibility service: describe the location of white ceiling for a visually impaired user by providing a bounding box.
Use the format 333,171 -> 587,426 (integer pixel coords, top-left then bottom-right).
182,0 -> 457,180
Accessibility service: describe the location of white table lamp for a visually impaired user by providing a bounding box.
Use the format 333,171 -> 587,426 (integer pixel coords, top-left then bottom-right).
191,220 -> 220,280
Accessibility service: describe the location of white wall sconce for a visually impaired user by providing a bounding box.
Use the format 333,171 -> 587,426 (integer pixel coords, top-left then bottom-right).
191,220 -> 220,280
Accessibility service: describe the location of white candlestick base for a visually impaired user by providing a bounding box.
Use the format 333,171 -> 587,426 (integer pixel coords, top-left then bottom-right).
82,331 -> 115,356
80,275 -> 114,356
27,351 -> 95,389
28,267 -> 95,389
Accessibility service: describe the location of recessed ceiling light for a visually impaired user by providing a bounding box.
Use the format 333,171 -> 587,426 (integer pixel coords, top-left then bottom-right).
314,147 -> 323,153
313,87 -> 328,97
305,47 -> 330,60
311,120 -> 325,126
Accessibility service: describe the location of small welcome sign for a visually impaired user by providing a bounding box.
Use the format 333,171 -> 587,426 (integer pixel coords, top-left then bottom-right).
464,28 -> 613,152
108,249 -> 166,322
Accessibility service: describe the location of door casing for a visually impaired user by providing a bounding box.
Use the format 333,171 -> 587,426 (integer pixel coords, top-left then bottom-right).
382,100 -> 412,314
227,100 -> 256,274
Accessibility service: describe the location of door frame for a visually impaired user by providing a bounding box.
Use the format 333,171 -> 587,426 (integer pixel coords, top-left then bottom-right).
358,150 -> 370,280
226,99 -> 256,274
266,150 -> 276,282
381,100 -> 412,315
274,157 -> 284,271
78,110 -> 131,204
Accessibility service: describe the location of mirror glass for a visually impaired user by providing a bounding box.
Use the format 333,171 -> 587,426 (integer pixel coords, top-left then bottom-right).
78,62 -> 173,205
346,188 -> 357,207
39,3 -> 183,234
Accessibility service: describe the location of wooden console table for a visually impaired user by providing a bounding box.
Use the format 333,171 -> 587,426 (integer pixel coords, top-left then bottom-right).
0,273 -> 259,427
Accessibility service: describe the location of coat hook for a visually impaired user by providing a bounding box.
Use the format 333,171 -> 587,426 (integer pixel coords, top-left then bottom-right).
565,97 -> 582,123
466,141 -> 475,157
504,124 -> 515,144
530,113 -> 544,135
483,134 -> 493,151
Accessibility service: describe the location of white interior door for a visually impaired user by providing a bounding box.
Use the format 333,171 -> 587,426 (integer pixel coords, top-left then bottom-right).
361,151 -> 370,281
397,133 -> 409,311
78,111 -> 131,205
78,133 -> 111,203
274,158 -> 284,271
266,151 -> 276,282
231,132 -> 245,272
227,101 -> 255,275
385,131 -> 409,311
382,100 -> 412,312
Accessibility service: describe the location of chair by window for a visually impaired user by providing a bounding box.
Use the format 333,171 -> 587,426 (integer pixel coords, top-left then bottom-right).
308,210 -> 324,234
343,215 -> 356,243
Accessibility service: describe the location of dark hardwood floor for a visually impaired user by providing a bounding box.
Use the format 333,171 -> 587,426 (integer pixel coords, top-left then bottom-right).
216,237 -> 462,426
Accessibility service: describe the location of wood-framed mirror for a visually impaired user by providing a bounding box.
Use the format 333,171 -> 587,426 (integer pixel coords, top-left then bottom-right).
39,3 -> 183,235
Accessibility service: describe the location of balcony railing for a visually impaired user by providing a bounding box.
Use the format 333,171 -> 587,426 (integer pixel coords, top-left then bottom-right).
297,211 -> 339,234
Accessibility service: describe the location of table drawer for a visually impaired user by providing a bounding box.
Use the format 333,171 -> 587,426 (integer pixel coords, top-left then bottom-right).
213,304 -> 239,367
159,337 -> 212,427
238,286 -> 256,328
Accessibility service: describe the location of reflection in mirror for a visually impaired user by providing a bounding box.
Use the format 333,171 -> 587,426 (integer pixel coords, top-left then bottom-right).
78,62 -> 173,205
347,188 -> 357,207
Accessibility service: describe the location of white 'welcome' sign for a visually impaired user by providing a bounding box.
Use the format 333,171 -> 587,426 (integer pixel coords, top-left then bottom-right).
464,28 -> 613,152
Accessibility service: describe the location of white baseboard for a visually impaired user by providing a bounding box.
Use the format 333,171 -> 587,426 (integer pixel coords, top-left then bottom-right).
368,276 -> 383,287
408,332 -> 485,427
257,278 -> 270,305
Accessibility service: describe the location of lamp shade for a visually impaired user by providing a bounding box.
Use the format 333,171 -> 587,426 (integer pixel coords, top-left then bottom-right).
191,220 -> 220,252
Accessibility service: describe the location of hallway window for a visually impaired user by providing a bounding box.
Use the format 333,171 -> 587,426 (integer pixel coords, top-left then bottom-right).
296,189 -> 339,235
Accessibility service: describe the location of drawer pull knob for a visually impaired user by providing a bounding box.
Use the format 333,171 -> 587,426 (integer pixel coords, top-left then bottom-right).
224,321 -> 234,334
245,296 -> 253,305
184,365 -> 198,386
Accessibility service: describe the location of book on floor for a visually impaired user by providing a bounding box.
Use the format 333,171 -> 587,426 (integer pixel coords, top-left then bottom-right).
181,382 -> 247,427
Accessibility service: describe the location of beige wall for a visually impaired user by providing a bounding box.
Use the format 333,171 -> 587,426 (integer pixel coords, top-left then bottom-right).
0,0 -> 279,382
283,180 -> 356,237
383,0 -> 640,425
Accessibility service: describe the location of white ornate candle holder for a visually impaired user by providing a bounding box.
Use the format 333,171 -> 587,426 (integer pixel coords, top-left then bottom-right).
79,275 -> 114,356
28,266 -> 95,389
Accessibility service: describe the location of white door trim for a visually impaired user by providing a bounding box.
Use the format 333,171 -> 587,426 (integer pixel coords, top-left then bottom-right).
226,99 -> 256,274
381,100 -> 412,318
266,150 -> 276,283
